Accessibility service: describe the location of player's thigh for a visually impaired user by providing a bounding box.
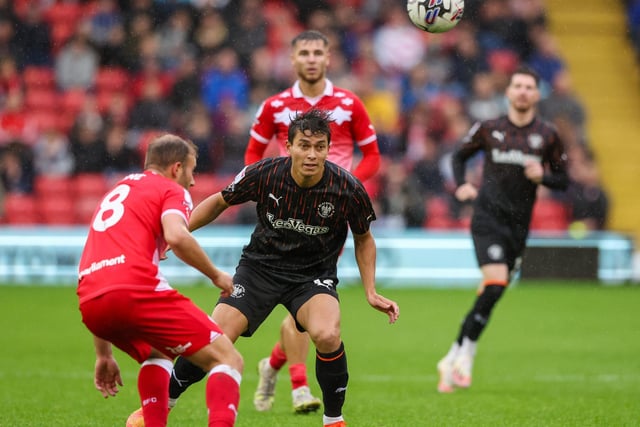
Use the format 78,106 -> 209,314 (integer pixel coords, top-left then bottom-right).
296,293 -> 341,349
186,333 -> 243,373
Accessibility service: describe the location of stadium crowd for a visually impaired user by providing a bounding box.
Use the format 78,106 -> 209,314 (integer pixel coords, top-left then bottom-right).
0,0 -> 608,230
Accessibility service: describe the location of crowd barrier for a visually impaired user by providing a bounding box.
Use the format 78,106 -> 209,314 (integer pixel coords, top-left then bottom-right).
0,226 -> 634,286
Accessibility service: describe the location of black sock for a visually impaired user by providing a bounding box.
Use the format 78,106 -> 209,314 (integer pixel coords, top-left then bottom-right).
169,356 -> 207,400
316,342 -> 348,418
457,284 -> 506,344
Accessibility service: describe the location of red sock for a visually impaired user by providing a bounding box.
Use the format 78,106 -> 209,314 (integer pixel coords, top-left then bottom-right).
138,362 -> 170,427
269,342 -> 287,370
289,363 -> 308,390
206,366 -> 241,427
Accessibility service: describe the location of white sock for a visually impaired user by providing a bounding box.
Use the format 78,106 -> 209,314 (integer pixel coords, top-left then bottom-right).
168,398 -> 178,409
460,337 -> 477,357
323,415 -> 344,425
445,342 -> 460,360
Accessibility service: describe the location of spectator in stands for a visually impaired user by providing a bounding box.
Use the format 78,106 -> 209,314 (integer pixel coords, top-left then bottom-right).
182,102 -> 217,173
377,160 -> 425,228
87,0 -> 123,47
193,8 -> 229,56
13,5 -> 52,67
0,16 -> 20,62
526,28 -> 566,88
0,140 -> 35,194
157,6 -> 195,71
0,56 -> 21,109
168,49 -> 201,121
201,46 -> 249,114
372,4 -> 426,74
103,124 -> 141,174
538,69 -> 586,133
450,23 -> 490,94
0,89 -> 37,146
69,114 -> 107,174
226,0 -> 267,68
55,32 -> 99,91
566,146 -> 609,231
128,78 -> 172,131
466,72 -> 505,122
32,128 -> 74,177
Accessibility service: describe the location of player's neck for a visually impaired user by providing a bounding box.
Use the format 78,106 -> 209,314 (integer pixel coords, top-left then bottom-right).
507,109 -> 536,127
298,79 -> 326,98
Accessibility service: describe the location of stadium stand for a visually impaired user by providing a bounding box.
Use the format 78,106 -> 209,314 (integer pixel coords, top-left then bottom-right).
0,0 -> 618,233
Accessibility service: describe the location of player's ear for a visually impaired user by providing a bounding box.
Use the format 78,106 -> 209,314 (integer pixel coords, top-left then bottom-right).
170,161 -> 182,178
285,141 -> 292,155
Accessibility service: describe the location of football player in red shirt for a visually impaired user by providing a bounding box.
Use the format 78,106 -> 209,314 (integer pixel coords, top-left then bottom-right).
245,30 -> 381,413
78,134 -> 242,427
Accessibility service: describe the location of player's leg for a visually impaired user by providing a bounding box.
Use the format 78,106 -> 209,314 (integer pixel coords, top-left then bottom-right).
169,303 -> 248,404
255,314 -> 320,412
452,263 -> 508,388
297,293 -> 347,427
186,334 -> 243,427
281,316 -> 321,413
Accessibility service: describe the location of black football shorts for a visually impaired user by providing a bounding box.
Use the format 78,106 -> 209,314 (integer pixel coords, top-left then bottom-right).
217,261 -> 340,337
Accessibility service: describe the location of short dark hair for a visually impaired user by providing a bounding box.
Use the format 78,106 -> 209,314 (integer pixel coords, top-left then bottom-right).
291,30 -> 329,48
287,109 -> 332,145
510,66 -> 540,87
144,134 -> 197,170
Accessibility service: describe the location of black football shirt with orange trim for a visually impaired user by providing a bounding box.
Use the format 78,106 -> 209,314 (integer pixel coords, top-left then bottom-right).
221,157 -> 376,278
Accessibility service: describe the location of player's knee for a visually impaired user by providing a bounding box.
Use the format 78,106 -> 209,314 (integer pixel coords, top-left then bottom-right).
310,327 -> 341,354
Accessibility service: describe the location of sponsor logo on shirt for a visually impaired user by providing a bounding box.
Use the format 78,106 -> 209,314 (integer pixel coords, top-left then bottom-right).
491,149 -> 541,166
266,214 -> 329,236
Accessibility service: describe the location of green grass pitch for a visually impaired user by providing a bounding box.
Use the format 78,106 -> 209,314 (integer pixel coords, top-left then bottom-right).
1,281 -> 639,426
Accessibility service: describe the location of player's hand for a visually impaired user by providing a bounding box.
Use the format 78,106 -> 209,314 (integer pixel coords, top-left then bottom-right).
454,183 -> 478,202
211,270 -> 234,298
367,292 -> 400,324
94,356 -> 123,398
524,160 -> 544,184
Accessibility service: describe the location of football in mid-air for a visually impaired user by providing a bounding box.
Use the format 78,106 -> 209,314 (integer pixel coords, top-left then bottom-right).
407,0 -> 465,33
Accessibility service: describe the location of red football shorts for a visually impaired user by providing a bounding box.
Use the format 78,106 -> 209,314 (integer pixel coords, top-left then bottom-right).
80,288 -> 222,363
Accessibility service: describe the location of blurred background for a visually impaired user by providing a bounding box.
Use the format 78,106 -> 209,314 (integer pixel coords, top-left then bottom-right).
0,0 -> 638,279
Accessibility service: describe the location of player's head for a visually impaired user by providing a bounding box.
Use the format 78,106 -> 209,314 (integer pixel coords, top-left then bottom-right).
286,109 -> 332,183
291,30 -> 330,85
144,134 -> 197,189
506,66 -> 541,113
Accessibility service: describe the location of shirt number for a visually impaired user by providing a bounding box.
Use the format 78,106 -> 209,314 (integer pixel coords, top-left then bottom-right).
92,184 -> 130,232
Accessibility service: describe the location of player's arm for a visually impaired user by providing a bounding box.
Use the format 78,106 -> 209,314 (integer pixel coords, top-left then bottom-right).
92,336 -> 122,398
245,100 -> 274,165
188,192 -> 230,231
540,131 -> 569,191
352,139 -> 381,182
245,136 -> 269,165
351,96 -> 381,182
353,230 -> 399,324
452,121 -> 483,201
163,211 -> 233,296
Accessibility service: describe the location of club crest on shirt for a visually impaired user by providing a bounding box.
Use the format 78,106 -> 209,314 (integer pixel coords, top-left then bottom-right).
317,202 -> 335,218
528,134 -> 543,149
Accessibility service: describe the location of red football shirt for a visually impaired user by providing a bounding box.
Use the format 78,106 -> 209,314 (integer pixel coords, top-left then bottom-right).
248,79 -> 377,172
77,171 -> 192,303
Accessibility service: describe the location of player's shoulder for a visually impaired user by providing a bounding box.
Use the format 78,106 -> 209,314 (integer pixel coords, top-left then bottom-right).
332,85 -> 363,102
484,115 -> 509,129
263,88 -> 295,105
325,160 -> 362,187
533,116 -> 557,133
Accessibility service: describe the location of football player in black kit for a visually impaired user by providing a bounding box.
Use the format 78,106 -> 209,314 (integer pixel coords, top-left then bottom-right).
158,108 -> 399,427
437,67 -> 569,393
